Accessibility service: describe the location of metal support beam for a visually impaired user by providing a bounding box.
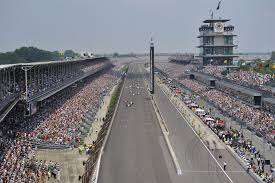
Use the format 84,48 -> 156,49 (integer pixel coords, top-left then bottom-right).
21,66 -> 33,100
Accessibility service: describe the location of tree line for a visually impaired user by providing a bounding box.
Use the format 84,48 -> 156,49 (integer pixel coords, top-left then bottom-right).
0,47 -> 80,65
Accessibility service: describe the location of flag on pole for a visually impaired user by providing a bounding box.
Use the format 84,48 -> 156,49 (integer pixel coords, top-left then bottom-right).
217,1 -> 221,10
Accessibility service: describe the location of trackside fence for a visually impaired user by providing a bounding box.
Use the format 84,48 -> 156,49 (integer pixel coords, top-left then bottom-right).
81,72 -> 126,183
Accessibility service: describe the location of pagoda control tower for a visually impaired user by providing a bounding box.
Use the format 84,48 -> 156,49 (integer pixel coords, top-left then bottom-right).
197,18 -> 238,65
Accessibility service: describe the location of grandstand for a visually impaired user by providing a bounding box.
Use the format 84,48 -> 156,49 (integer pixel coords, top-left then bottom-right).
0,57 -> 111,120
168,54 -> 195,64
0,57 -> 129,182
156,61 -> 275,138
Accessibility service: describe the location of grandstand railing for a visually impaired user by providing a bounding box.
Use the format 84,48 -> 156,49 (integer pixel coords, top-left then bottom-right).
27,63 -> 112,102
0,95 -> 20,122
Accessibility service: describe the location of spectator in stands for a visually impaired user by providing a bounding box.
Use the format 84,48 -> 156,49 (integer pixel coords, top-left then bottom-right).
0,62 -> 122,182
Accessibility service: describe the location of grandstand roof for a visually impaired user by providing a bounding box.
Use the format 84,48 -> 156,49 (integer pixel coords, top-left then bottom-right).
22,57 -> 99,66
203,19 -> 230,23
0,64 -> 17,69
0,57 -> 106,70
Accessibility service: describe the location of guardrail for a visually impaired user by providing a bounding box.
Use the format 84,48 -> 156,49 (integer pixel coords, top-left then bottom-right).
31,142 -> 71,149
81,74 -> 126,183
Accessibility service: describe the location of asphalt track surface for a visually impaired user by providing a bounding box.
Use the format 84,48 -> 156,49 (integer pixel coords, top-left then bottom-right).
98,63 -> 256,183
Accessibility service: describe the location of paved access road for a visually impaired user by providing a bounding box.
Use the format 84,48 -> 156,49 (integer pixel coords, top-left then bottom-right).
98,63 -> 256,183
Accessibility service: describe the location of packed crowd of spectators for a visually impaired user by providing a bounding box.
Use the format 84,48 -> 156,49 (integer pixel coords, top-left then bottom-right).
202,90 -> 274,134
80,62 -> 105,73
233,136 -> 275,182
23,72 -> 116,145
155,63 -> 197,79
0,104 -> 61,182
169,84 -> 275,182
175,77 -> 275,135
200,67 -> 275,96
200,66 -> 226,78
0,92 -> 18,112
178,79 -> 208,93
226,70 -> 270,86
0,63 -> 121,182
0,60 -> 109,115
226,71 -> 274,95
27,60 -> 108,99
157,63 -> 275,140
0,75 -> 22,112
0,140 -> 60,182
158,62 -> 275,181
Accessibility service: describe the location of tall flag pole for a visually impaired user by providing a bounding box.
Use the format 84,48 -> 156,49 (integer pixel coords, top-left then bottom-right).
216,0 -> 221,10
210,9 -> 214,19
150,38 -> 155,94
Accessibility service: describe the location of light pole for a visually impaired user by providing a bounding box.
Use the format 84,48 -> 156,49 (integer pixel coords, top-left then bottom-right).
250,121 -> 255,144
261,135 -> 268,173
263,135 -> 266,161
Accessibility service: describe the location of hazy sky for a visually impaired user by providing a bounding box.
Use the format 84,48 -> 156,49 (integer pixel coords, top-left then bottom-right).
0,0 -> 275,54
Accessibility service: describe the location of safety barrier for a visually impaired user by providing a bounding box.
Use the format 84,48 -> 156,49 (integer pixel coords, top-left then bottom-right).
81,74 -> 126,183
81,114 -> 112,183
